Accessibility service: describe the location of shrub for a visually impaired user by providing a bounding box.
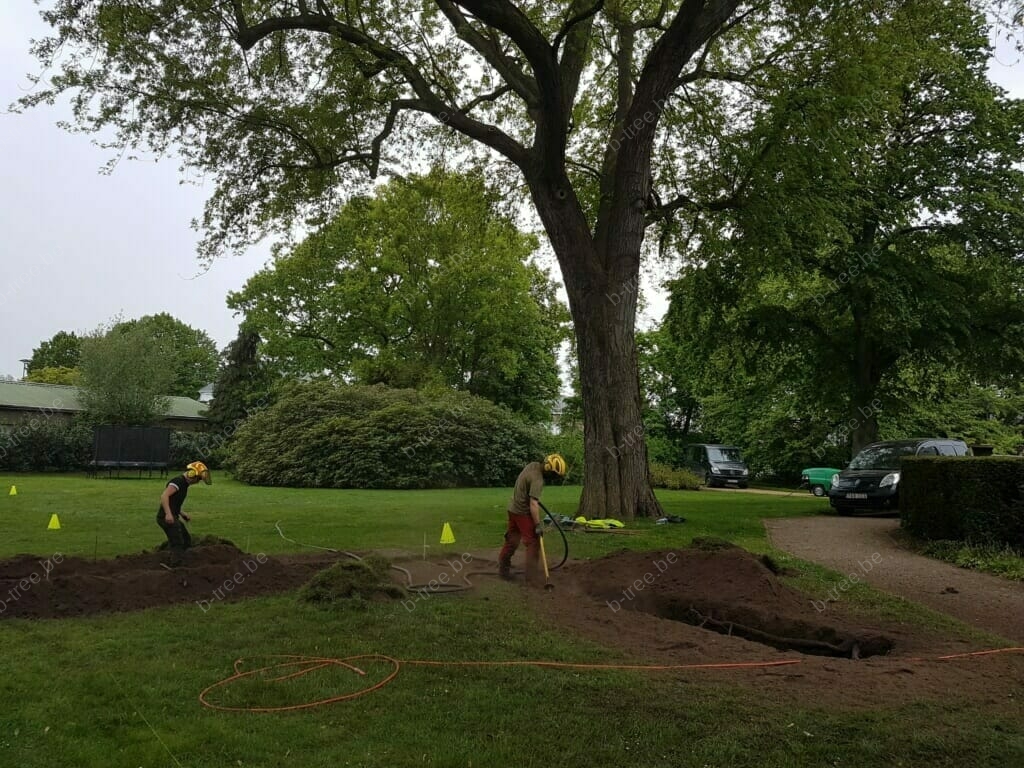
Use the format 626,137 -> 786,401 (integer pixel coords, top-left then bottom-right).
230,382 -> 543,488
169,430 -> 229,470
649,462 -> 702,490
901,456 -> 1024,548
0,418 -> 92,471
546,428 -> 583,484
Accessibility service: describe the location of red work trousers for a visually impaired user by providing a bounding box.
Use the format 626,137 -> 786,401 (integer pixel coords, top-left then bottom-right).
498,512 -> 541,580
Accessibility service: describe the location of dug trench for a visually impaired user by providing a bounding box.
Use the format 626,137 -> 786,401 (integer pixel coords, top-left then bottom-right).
566,539 -> 895,659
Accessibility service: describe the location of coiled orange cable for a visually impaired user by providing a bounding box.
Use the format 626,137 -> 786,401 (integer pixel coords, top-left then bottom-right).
198,647 -> 1024,713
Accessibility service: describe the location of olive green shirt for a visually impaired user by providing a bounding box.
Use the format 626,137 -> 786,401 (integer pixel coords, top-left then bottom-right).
508,462 -> 544,516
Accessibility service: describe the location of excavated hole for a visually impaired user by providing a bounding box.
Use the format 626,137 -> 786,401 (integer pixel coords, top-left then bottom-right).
653,598 -> 894,659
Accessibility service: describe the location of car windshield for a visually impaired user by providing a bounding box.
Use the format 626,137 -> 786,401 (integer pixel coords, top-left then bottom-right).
708,447 -> 743,463
848,445 -> 915,470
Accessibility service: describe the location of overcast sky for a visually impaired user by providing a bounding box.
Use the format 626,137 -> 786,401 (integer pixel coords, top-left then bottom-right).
1,6 -> 1021,381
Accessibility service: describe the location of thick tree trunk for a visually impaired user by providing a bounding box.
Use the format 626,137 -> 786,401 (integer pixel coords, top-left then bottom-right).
569,265 -> 663,520
559,240 -> 663,520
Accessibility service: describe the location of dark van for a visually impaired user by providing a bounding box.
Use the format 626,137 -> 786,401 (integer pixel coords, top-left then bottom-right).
683,444 -> 750,488
828,438 -> 970,515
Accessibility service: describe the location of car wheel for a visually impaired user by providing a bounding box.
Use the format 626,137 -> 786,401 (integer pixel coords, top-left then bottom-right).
812,485 -> 826,497
704,472 -> 714,488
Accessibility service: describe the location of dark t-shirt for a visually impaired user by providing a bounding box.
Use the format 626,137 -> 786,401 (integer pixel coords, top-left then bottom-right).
156,475 -> 189,520
508,462 -> 544,516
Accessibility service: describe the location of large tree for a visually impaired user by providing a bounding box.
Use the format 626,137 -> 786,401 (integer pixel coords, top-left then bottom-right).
204,323 -> 278,434
668,0 -> 1024,454
23,0 -> 820,518
78,324 -> 173,425
112,313 -> 219,400
27,331 -> 81,372
228,169 -> 567,420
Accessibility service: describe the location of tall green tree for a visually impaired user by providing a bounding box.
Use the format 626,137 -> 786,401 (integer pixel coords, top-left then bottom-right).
22,0 -> 836,518
669,0 -> 1024,454
228,170 -> 568,421
27,331 -> 81,372
204,324 -> 277,434
78,325 -> 173,426
112,314 -> 219,400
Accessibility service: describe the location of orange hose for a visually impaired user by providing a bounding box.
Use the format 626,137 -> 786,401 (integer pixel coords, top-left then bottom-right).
198,647 -> 1024,714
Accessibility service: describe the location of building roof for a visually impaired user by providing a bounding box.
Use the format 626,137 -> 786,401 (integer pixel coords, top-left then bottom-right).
0,381 -> 208,420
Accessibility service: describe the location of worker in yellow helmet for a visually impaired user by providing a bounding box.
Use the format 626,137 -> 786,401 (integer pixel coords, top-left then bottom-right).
498,454 -> 566,583
157,461 -> 211,563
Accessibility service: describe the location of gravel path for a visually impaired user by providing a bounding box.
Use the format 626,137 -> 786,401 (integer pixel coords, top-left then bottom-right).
766,516 -> 1024,643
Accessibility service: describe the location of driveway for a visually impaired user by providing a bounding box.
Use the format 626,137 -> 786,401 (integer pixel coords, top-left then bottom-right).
766,516 -> 1024,643
704,485 -> 799,496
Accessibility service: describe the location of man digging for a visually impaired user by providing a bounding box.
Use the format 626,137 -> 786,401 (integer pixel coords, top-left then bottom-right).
157,461 -> 211,565
498,453 -> 566,585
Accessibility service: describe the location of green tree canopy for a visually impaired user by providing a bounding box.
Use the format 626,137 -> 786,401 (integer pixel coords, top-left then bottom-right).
24,366 -> 81,386
27,331 -> 81,372
204,323 -> 278,434
112,313 -> 219,400
78,324 -> 173,426
667,0 -> 1024,454
228,170 -> 568,421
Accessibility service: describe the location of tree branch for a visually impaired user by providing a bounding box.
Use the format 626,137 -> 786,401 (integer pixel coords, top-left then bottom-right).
229,4 -> 530,167
433,0 -> 538,103
556,0 -> 605,116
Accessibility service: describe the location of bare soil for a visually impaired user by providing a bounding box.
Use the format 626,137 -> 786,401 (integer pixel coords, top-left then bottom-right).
525,542 -> 1024,709
2,537 -> 1021,711
0,543 -> 342,619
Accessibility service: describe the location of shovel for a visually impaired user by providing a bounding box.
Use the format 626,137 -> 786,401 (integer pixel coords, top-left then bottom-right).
538,535 -> 555,591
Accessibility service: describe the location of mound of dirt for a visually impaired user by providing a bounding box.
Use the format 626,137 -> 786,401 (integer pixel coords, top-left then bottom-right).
0,542 -> 342,620
570,542 -> 893,658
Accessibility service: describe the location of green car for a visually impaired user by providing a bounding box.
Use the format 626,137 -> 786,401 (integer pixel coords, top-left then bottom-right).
801,467 -> 842,497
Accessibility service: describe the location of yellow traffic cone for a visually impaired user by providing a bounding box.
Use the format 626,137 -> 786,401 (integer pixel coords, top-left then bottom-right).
47,514 -> 61,531
8,485 -> 16,496
440,522 -> 455,544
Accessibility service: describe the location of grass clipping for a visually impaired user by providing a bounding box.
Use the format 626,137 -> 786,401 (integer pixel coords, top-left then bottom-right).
299,556 -> 407,609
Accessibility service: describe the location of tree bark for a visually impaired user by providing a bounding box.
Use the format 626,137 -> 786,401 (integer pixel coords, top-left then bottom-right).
570,271 -> 663,520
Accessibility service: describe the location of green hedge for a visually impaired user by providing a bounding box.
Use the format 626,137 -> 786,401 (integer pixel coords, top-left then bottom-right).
649,463 -> 703,490
0,419 -> 225,473
0,419 -> 93,471
230,382 -> 544,489
901,456 -> 1024,548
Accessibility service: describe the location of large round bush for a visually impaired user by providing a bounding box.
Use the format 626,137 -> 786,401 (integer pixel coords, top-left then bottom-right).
230,382 -> 543,488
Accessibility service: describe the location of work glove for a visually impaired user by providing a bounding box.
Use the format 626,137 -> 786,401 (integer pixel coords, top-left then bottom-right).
534,523 -> 544,537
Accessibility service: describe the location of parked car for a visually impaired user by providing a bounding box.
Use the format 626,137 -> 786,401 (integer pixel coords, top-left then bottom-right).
683,444 -> 750,488
800,467 -> 842,497
828,438 -> 970,515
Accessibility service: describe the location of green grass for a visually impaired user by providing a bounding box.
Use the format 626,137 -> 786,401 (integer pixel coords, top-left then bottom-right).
0,471 -> 826,560
892,530 -> 1024,582
1,473 -> 1022,767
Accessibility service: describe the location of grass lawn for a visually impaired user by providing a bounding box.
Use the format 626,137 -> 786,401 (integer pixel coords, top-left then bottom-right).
891,530 -> 1024,582
1,473 -> 1021,767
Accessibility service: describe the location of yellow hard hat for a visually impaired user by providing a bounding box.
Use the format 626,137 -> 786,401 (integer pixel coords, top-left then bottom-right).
186,461 -> 212,485
543,453 -> 567,478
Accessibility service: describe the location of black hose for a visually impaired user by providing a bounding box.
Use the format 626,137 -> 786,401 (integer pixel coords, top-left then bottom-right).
536,500 -> 569,571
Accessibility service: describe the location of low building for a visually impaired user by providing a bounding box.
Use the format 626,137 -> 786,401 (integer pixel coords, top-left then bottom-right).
0,381 -> 208,432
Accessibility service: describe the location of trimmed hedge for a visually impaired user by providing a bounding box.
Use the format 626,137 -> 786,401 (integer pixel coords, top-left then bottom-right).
901,456 -> 1024,548
649,463 -> 703,490
0,419 -> 93,471
230,382 -> 544,488
0,419 -> 224,473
